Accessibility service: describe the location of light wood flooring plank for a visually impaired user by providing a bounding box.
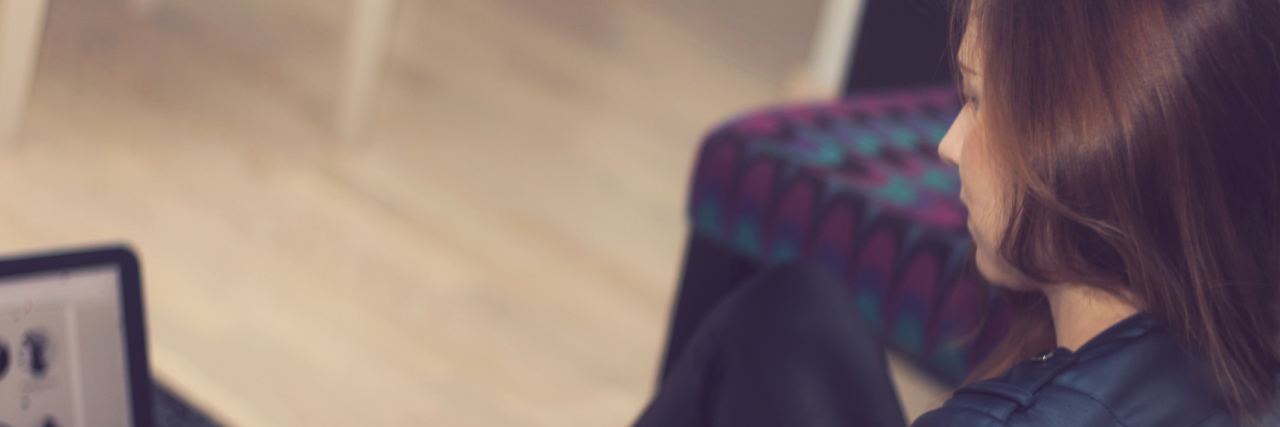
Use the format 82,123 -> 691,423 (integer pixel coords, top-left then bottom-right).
3,0 -> 785,425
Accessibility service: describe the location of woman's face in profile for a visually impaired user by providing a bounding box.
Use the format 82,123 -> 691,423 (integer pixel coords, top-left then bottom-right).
938,28 -> 1030,290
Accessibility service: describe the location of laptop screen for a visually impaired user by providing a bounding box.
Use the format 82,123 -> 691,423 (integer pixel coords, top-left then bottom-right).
0,264 -> 133,427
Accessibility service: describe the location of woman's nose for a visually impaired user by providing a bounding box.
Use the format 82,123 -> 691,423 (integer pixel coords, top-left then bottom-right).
937,142 -> 958,167
937,114 -> 967,167
937,131 -> 961,167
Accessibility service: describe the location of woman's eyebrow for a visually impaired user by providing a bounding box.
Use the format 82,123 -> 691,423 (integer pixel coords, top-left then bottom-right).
958,60 -> 977,76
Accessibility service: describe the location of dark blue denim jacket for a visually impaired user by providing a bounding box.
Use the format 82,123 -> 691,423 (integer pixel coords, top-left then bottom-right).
912,314 -> 1262,426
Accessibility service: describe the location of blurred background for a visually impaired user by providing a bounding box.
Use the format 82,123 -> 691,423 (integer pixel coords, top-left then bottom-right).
0,0 -> 861,425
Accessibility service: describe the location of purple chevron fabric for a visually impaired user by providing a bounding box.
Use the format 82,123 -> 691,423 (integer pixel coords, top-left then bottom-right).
685,86 -> 1015,384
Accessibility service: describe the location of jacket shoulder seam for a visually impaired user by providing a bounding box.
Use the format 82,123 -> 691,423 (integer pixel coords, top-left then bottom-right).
1042,384 -> 1131,427
1187,412 -> 1217,426
925,405 -> 1010,426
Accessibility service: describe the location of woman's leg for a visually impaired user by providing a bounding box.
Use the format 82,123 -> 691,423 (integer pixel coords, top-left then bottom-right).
634,263 -> 907,427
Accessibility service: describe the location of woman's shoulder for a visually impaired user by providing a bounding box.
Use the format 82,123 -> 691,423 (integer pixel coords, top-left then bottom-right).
910,348 -> 1143,427
913,314 -> 1237,426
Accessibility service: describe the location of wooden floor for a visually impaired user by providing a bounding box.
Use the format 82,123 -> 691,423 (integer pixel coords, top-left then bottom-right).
0,0 -> 948,425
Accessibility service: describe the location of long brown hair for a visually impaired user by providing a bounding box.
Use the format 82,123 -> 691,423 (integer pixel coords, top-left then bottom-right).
951,0 -> 1280,420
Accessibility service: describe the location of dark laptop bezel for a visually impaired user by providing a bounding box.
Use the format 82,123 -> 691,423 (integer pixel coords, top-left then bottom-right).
0,245 -> 152,426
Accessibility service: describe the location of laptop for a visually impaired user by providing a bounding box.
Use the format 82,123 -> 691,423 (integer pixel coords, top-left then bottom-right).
0,246 -> 152,427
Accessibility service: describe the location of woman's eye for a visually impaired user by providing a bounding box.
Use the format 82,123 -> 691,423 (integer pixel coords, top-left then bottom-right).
967,96 -> 980,108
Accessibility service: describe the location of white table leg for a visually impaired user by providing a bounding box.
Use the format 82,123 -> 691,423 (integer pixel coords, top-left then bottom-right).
336,0 -> 397,142
0,0 -> 49,142
807,0 -> 866,98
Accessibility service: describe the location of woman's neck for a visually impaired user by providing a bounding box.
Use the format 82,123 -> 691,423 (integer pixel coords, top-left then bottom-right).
1042,284 -> 1141,351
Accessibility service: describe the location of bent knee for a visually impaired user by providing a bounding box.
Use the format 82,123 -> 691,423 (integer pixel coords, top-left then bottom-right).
725,263 -> 861,338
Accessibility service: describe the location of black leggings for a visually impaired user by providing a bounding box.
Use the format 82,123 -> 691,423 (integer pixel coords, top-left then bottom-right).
633,264 -> 908,427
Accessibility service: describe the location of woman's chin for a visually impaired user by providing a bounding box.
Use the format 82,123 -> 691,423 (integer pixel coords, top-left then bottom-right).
987,278 -> 1037,292
976,249 -> 1035,291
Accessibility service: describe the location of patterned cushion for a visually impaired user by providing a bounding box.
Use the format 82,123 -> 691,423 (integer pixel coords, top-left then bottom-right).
686,86 -> 1015,385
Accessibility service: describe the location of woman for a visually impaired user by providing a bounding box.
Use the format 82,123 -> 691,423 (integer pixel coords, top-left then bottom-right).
636,0 -> 1280,425
918,0 -> 1280,424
